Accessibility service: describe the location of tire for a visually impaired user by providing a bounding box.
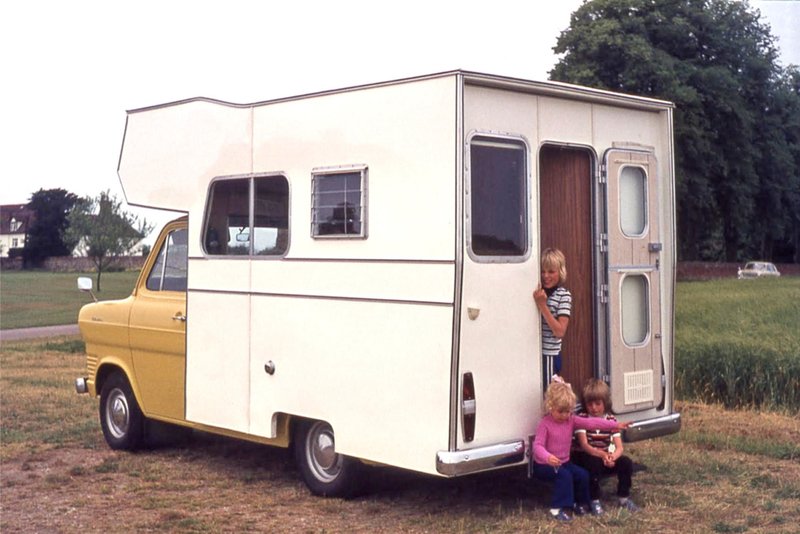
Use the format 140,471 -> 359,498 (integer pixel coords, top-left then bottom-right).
99,372 -> 145,450
294,420 -> 363,497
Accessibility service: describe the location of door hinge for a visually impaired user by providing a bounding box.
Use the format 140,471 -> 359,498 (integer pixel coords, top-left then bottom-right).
602,374 -> 611,383
598,284 -> 609,304
599,163 -> 607,183
597,233 -> 608,253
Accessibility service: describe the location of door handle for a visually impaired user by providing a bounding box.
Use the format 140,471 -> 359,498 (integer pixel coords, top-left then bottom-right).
264,360 -> 276,375
172,314 -> 187,322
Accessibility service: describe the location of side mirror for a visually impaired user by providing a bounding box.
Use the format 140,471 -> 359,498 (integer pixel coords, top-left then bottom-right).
78,277 -> 97,302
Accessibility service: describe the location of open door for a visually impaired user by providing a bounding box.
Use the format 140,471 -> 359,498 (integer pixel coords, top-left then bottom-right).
603,149 -> 663,413
539,146 -> 595,391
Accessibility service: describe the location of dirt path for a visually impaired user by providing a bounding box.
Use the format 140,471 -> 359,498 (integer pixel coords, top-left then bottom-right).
0,324 -> 80,341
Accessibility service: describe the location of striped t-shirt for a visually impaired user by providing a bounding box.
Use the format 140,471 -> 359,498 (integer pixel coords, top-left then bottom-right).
574,413 -> 620,452
542,286 -> 571,355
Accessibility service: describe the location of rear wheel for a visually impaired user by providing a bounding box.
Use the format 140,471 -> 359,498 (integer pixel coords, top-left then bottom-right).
99,372 -> 145,450
294,420 -> 362,497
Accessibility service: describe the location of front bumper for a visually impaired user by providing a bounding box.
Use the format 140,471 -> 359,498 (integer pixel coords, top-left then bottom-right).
436,440 -> 526,476
623,412 -> 681,442
75,377 -> 88,394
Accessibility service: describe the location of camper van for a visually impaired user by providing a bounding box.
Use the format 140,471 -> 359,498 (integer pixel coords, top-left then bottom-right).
76,71 -> 681,497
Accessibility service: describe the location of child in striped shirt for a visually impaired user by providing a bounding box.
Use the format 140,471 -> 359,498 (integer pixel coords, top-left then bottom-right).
532,248 -> 571,387
572,379 -> 639,514
532,382 -> 629,521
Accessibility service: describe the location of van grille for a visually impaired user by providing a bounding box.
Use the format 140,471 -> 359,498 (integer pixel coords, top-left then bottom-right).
623,370 -> 654,405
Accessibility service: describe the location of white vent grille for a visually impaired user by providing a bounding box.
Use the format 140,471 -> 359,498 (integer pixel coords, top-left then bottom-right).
624,370 -> 654,405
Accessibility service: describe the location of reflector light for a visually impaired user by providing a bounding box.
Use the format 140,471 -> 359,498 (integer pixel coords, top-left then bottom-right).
462,372 -> 476,442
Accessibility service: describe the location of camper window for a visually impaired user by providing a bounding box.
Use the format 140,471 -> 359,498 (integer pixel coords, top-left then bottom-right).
619,166 -> 648,237
203,175 -> 290,256
146,229 -> 188,292
468,136 -> 528,259
621,274 -> 649,346
311,166 -> 367,238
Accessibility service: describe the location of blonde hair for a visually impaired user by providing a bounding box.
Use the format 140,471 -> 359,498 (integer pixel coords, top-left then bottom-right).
582,379 -> 613,412
544,382 -> 577,413
541,248 -> 567,284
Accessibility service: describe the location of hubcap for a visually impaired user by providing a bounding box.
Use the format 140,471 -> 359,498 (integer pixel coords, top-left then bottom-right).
306,422 -> 343,482
106,388 -> 130,439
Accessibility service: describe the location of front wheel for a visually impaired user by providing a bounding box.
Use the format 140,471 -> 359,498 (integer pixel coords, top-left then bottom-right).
99,372 -> 145,450
294,420 -> 362,497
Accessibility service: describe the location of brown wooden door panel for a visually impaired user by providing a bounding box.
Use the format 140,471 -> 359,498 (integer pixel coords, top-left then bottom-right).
539,146 -> 594,391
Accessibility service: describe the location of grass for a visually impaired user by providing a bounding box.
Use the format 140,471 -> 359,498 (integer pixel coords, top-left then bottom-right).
0,270 -> 140,329
2,337 -> 800,533
675,277 -> 800,412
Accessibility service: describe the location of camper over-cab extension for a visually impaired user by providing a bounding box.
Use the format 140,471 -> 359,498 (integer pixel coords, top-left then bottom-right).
76,71 -> 681,497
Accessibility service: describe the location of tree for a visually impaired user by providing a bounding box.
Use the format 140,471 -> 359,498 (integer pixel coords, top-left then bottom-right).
24,188 -> 79,267
550,0 -> 800,263
67,191 -> 154,291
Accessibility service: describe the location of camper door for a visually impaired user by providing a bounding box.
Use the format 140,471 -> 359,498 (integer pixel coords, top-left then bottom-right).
457,133 -> 540,449
603,149 -> 664,413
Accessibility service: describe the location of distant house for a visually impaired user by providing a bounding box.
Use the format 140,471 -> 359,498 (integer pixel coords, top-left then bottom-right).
70,216 -> 146,258
0,204 -> 34,258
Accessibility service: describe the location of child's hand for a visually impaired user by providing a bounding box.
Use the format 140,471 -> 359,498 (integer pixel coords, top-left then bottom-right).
533,284 -> 547,307
547,455 -> 561,467
603,453 -> 616,468
617,421 -> 632,430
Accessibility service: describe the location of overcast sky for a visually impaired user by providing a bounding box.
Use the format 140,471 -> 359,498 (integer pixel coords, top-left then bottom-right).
2,0 -> 797,243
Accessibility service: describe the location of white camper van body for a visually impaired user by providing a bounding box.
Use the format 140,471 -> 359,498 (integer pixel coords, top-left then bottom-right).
109,71 -> 679,481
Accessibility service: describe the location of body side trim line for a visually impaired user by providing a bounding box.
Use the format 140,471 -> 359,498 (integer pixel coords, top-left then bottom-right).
187,288 -> 453,307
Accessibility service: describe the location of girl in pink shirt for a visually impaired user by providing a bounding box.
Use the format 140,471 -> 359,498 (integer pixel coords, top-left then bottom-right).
532,382 -> 628,521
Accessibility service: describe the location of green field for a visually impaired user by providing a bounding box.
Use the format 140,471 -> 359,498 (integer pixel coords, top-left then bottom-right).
675,277 -> 800,412
0,270 -> 141,330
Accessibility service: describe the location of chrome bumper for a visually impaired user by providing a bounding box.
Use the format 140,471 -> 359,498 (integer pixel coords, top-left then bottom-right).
75,377 -> 88,394
624,412 -> 681,442
436,440 -> 526,476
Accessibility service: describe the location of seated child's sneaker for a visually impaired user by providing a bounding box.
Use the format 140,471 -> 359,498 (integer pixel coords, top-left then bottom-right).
549,508 -> 573,521
575,504 -> 590,515
619,498 -> 640,512
590,501 -> 606,516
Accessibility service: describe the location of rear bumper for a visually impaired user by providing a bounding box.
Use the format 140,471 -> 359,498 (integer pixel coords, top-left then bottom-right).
623,412 -> 681,442
436,440 -> 526,476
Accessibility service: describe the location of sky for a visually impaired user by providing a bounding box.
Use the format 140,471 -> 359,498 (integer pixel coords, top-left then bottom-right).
2,0 -> 798,244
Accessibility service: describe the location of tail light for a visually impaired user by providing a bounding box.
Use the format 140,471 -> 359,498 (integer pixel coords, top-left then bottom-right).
461,372 -> 476,442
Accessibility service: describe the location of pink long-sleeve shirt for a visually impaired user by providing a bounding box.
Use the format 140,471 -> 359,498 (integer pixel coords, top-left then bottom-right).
533,414 -> 620,464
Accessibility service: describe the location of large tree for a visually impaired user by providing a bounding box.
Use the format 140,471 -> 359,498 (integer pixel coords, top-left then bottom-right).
67,191 -> 153,291
23,188 -> 79,266
550,0 -> 800,263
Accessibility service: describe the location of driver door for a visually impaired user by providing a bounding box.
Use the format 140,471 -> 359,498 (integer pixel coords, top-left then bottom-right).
129,224 -> 188,420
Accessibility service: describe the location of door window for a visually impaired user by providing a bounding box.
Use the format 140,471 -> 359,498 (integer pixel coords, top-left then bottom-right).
146,229 -> 188,292
468,136 -> 528,259
620,274 -> 649,345
619,166 -> 647,237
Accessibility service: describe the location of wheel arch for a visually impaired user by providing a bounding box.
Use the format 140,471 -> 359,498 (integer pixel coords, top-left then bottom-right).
95,361 -> 144,412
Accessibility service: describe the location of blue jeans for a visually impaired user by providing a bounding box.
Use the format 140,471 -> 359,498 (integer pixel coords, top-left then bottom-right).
533,461 -> 590,509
